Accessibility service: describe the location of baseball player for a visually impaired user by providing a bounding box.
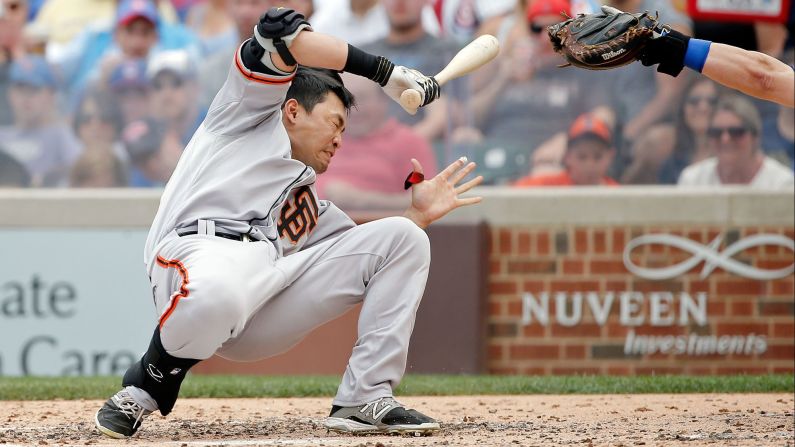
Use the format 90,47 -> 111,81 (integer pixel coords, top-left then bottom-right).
639,27 -> 794,108
94,7 -> 483,438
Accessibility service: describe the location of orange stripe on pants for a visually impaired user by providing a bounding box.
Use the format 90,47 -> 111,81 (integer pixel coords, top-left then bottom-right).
156,255 -> 190,329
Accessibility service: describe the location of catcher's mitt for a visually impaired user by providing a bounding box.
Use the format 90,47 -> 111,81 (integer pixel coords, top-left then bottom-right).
547,5 -> 663,70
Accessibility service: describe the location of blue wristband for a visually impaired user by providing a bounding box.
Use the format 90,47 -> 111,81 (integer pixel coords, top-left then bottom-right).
684,38 -> 712,73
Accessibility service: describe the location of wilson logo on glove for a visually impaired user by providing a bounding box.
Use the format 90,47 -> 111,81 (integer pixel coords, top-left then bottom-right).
601,48 -> 627,60
548,5 -> 662,70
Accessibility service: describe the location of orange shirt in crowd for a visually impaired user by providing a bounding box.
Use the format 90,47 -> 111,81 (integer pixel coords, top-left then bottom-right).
514,171 -> 619,187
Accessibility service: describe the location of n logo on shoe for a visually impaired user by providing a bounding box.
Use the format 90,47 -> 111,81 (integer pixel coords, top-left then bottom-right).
147,364 -> 164,382
360,401 -> 393,420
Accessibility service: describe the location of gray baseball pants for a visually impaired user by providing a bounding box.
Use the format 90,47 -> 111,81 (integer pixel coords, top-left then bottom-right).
149,216 -> 430,406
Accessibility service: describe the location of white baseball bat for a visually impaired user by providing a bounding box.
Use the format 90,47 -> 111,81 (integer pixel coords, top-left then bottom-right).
398,34 -> 500,113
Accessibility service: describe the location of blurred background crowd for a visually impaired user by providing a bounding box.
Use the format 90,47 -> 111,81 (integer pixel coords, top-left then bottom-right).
0,0 -> 792,210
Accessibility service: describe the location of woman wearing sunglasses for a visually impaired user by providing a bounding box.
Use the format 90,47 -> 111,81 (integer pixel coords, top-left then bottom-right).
68,89 -> 129,187
621,76 -> 725,184
677,94 -> 794,188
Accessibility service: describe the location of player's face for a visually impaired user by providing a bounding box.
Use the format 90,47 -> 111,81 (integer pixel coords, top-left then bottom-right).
286,93 -> 347,174
563,138 -> 614,185
709,110 -> 756,169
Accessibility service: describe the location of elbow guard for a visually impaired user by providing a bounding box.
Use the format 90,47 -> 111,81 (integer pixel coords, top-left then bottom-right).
253,7 -> 312,66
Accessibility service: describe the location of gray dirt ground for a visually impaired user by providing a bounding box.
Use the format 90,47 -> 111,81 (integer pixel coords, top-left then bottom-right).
0,394 -> 793,446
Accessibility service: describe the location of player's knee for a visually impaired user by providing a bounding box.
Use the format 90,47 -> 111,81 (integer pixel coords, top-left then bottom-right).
383,216 -> 430,259
166,293 -> 247,359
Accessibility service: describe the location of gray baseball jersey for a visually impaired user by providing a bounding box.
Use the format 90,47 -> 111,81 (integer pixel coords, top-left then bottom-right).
145,46 -> 353,267
141,42 -> 431,407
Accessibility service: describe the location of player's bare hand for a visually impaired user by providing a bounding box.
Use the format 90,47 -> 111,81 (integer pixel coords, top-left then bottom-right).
404,157 -> 483,229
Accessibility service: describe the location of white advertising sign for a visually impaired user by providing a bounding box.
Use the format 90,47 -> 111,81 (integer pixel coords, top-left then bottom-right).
696,0 -> 783,15
0,230 -> 155,376
519,232 -> 794,358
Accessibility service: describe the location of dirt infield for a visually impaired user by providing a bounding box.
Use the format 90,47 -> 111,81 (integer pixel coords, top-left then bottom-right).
1,394 -> 792,446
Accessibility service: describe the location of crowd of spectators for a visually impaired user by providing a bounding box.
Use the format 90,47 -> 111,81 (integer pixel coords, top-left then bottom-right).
0,0 -> 792,204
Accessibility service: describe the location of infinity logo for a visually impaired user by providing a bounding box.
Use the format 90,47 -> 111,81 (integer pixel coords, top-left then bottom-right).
623,234 -> 795,281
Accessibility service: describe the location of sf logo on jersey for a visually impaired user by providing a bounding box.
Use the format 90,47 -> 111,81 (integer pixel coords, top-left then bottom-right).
278,185 -> 319,244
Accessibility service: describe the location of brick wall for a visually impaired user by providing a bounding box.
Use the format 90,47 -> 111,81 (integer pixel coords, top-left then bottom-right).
487,226 -> 795,375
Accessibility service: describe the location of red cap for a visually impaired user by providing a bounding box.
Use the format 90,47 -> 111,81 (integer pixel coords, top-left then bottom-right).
568,113 -> 612,145
116,0 -> 159,28
527,0 -> 572,22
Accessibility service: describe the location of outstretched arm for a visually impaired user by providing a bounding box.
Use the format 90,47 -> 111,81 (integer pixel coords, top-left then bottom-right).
252,8 -> 439,113
640,28 -> 794,108
701,43 -> 793,108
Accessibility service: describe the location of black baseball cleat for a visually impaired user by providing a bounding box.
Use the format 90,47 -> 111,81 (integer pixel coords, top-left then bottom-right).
95,388 -> 152,438
324,397 -> 440,434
